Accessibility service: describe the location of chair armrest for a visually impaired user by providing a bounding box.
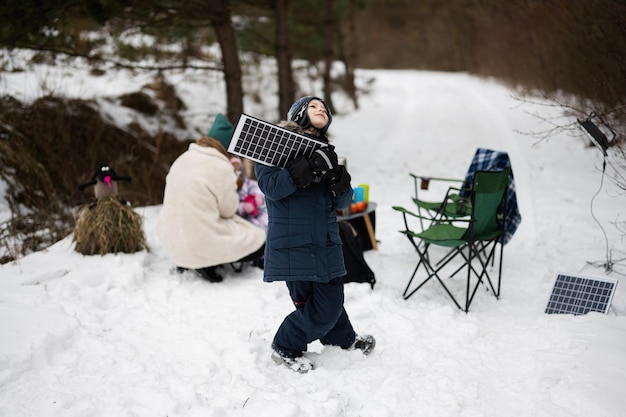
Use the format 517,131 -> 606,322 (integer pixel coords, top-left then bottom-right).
409,173 -> 465,208
439,188 -> 471,217
409,173 -> 464,184
392,205 -> 424,219
409,173 -> 463,194
393,205 -> 472,224
410,186 -> 469,221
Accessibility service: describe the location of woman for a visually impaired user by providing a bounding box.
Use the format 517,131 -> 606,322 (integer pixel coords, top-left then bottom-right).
208,113 -> 268,231
157,135 -> 265,282
255,96 -> 375,373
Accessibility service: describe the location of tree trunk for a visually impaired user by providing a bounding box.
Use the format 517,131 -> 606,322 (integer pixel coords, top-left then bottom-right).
273,0 -> 296,119
209,0 -> 244,124
322,0 -> 335,113
338,0 -> 359,109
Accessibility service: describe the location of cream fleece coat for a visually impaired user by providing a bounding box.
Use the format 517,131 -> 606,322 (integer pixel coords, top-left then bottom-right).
157,143 -> 266,269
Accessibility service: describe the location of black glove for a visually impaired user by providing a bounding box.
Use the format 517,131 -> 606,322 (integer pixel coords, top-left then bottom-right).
287,155 -> 317,188
329,165 -> 351,195
309,146 -> 338,177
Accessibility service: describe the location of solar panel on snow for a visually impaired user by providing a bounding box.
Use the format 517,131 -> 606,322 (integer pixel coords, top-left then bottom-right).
545,272 -> 617,315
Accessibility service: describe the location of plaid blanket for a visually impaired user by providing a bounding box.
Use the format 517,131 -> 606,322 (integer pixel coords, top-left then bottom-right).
459,148 -> 521,245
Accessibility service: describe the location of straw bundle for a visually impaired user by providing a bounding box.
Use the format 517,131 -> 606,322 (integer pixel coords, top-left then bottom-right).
73,197 -> 146,255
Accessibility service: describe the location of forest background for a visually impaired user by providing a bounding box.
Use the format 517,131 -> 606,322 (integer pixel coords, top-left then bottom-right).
0,0 -> 624,262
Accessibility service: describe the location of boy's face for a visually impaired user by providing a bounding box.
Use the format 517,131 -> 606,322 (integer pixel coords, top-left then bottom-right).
307,99 -> 329,130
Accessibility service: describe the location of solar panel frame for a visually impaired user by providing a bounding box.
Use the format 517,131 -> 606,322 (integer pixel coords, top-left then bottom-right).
545,272 -> 618,315
227,113 -> 327,168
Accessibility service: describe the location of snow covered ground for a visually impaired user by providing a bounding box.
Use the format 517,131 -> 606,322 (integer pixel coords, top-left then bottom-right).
1,57 -> 625,417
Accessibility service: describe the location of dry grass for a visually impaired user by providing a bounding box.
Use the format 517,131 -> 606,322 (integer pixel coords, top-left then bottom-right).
73,197 -> 147,256
0,83 -> 190,263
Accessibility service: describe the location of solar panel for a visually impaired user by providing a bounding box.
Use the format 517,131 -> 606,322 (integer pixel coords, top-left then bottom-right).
545,272 -> 618,315
227,113 -> 326,168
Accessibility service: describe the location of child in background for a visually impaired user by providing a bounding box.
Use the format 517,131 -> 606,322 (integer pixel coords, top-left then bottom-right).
231,156 -> 268,230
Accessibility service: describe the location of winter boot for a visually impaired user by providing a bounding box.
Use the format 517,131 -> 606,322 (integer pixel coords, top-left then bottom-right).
353,334 -> 376,355
271,350 -> 314,374
195,266 -> 224,283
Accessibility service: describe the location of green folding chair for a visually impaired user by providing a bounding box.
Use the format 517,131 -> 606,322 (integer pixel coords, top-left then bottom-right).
392,169 -> 510,312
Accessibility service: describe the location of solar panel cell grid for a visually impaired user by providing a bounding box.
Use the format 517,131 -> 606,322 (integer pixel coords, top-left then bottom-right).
545,272 -> 617,315
228,114 -> 326,167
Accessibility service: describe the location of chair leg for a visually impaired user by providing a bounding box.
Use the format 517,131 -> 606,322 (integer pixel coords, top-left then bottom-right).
407,255 -> 465,311
495,240 -> 504,298
403,255 -> 425,299
401,230 -> 504,312
464,240 -> 503,311
403,235 -> 465,310
403,238 -> 429,299
472,241 -> 500,296
434,246 -> 459,268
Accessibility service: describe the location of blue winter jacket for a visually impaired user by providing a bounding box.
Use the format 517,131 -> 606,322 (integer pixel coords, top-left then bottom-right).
255,142 -> 353,283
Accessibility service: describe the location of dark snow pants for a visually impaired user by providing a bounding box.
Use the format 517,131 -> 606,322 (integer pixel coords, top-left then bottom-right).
273,276 -> 356,358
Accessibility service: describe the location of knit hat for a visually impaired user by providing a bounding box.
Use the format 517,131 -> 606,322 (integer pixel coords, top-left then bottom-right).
207,113 -> 234,149
287,96 -> 332,135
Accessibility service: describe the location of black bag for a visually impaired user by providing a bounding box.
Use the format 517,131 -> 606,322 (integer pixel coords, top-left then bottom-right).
338,221 -> 376,289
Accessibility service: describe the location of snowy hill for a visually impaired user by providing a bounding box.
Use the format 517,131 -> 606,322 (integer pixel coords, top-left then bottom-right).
1,62 -> 625,417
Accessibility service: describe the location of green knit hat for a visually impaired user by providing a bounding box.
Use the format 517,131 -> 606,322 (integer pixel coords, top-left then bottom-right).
207,113 -> 234,149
